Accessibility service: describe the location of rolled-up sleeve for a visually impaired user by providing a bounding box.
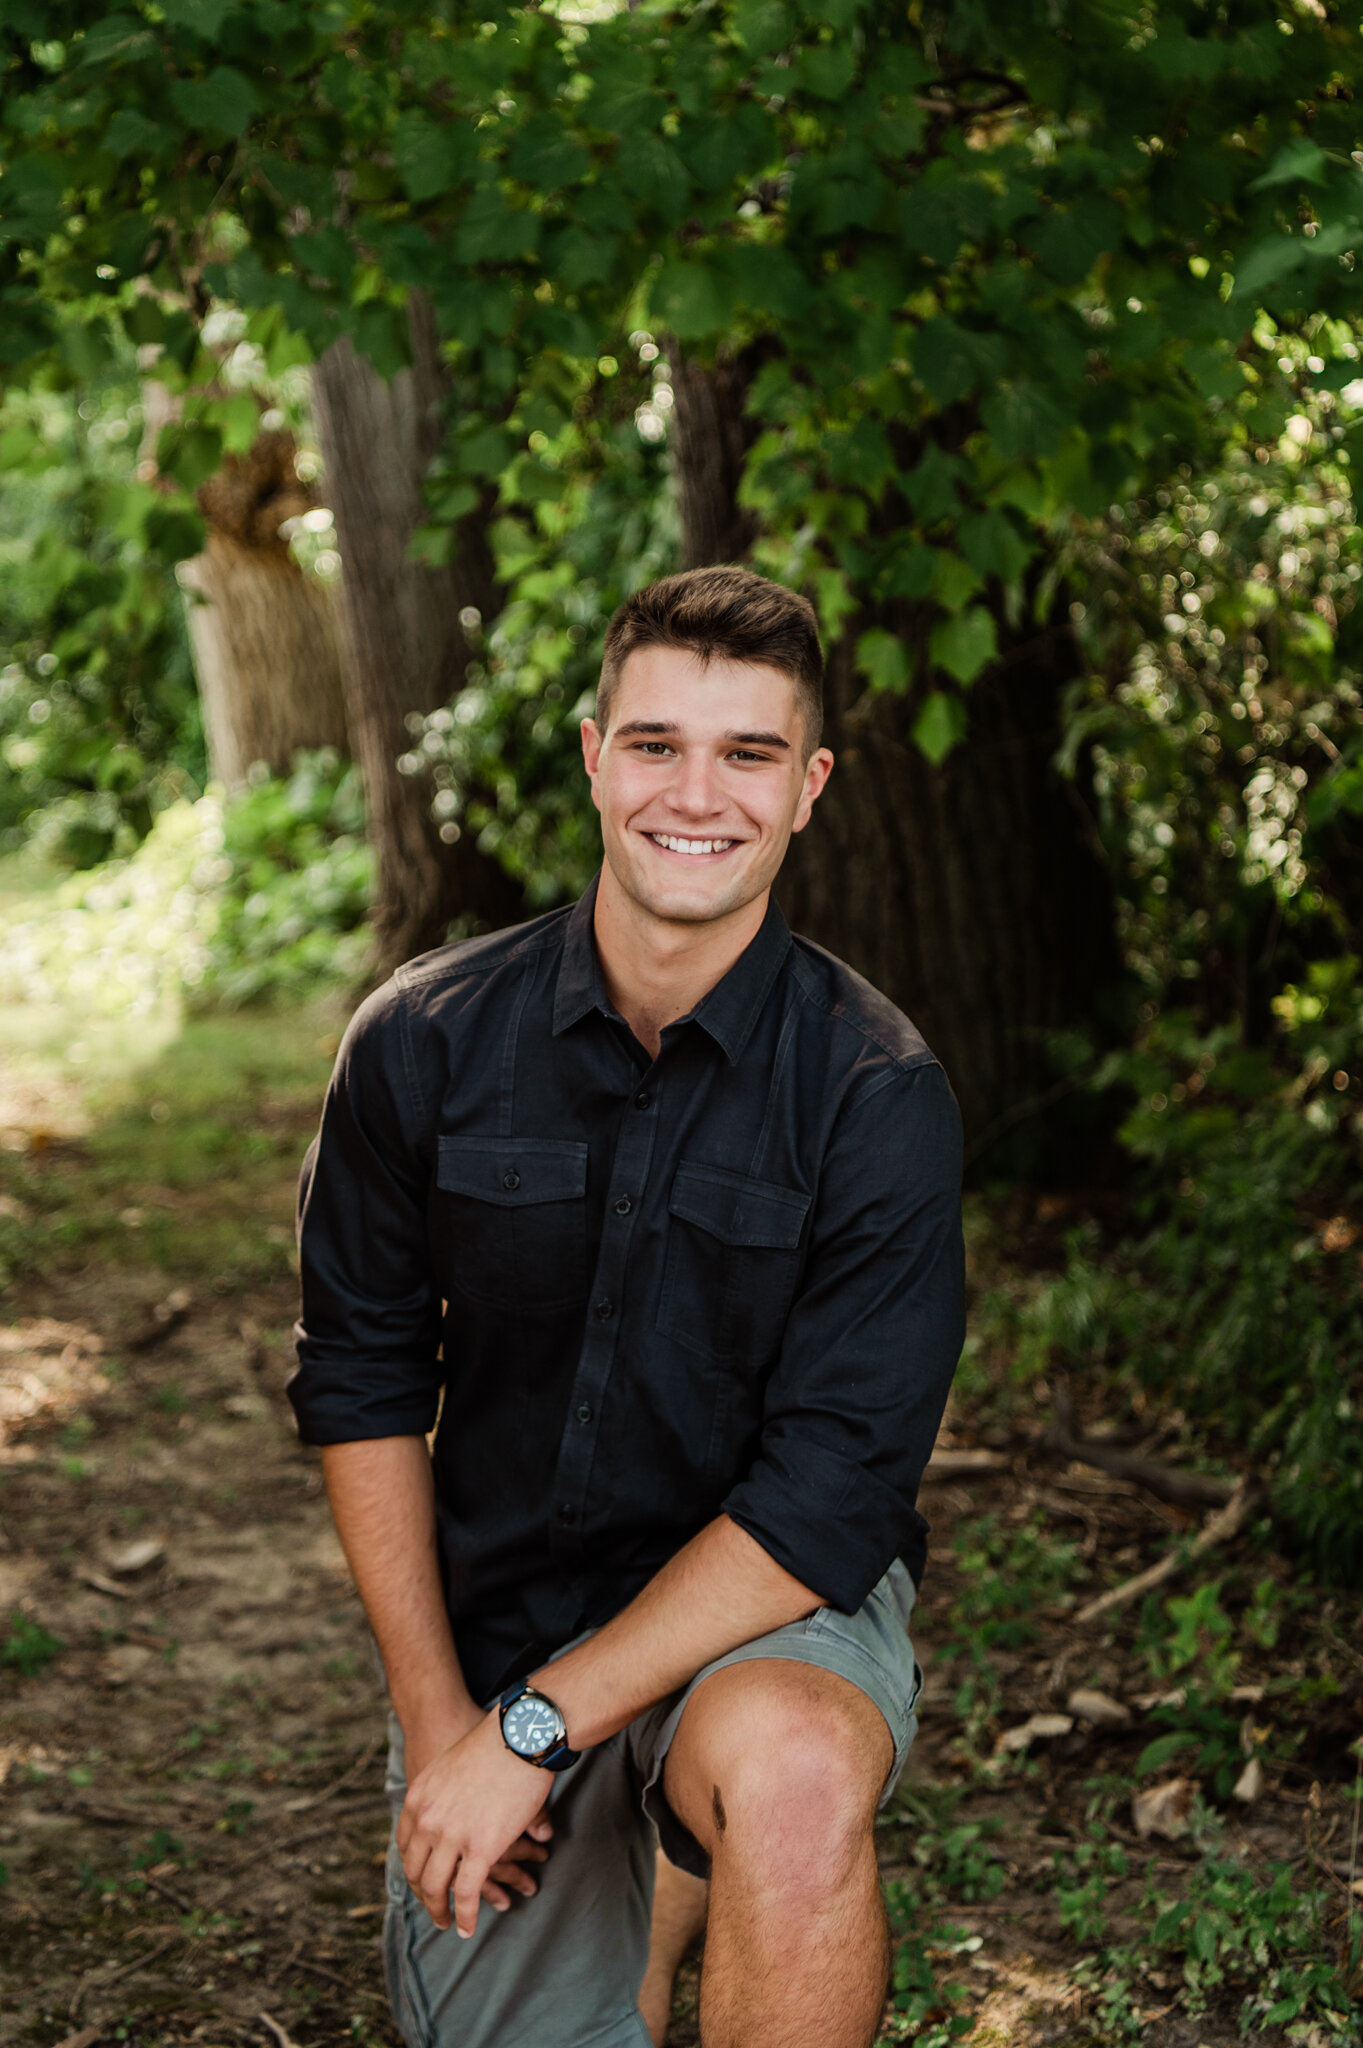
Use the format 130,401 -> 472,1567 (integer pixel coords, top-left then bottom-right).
288,982 -> 443,1444
722,1058 -> 964,1611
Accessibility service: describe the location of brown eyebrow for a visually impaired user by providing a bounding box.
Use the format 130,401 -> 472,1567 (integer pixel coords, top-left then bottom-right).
613,719 -> 791,753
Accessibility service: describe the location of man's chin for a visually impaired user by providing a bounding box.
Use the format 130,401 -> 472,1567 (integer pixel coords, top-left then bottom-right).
625,866 -> 759,927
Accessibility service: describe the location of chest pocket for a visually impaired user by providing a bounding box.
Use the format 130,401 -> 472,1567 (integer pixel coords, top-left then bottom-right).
657,1160 -> 810,1364
436,1137 -> 589,1315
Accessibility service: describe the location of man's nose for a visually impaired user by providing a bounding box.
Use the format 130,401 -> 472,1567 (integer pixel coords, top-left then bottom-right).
667,750 -> 724,818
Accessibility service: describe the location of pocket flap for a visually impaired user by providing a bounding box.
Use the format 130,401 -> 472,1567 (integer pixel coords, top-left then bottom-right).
668,1161 -> 810,1249
437,1136 -> 588,1207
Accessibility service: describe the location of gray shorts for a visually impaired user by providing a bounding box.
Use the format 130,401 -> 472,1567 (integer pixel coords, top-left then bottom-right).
381,1560 -> 922,2048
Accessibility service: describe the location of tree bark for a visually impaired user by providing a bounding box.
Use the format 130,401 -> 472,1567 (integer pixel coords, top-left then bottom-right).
310,296 -> 523,974
670,360 -> 1124,1162
178,430 -> 348,788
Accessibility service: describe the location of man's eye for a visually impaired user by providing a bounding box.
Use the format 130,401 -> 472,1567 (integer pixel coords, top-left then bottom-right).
638,742 -> 672,755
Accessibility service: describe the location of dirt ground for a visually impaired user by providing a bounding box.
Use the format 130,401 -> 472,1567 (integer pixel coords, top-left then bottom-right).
0,1045 -> 1359,2048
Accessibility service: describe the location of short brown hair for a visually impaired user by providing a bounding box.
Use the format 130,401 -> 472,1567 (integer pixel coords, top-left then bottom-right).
597,566 -> 824,755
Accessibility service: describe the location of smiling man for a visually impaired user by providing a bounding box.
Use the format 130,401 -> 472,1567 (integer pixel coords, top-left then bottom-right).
290,566 -> 964,2048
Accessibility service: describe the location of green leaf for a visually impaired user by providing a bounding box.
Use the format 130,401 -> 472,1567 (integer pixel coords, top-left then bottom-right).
651,259 -> 735,340
929,606 -> 996,685
902,444 -> 964,524
457,425 -> 514,479
214,392 -> 259,455
911,691 -> 967,766
159,0 -> 236,31
156,420 -> 223,492
290,228 -> 355,291
855,629 -> 910,695
1230,236 -> 1306,301
455,188 -> 538,265
958,510 -> 1032,585
391,110 -> 477,203
796,40 -> 857,100
105,108 -> 162,157
1136,1730 -> 1198,1777
930,552 -> 982,614
1249,137 -> 1329,192
615,136 -> 688,223
731,0 -> 793,55
168,66 -> 260,140
980,383 -> 1068,463
877,539 -> 937,602
507,116 -> 591,192
352,302 -> 410,380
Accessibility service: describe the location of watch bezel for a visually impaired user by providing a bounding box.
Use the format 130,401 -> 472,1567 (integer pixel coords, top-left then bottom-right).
501,1688 -> 566,1759
497,1681 -> 580,1770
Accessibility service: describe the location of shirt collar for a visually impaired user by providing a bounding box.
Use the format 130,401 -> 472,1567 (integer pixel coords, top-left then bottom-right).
551,871 -> 792,1066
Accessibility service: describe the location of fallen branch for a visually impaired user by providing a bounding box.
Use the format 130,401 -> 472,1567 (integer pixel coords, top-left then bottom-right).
259,2014 -> 300,2048
921,1447 -> 1008,1481
1045,1388 -> 1235,1510
67,1933 -> 183,2020
1074,1479 -> 1253,1625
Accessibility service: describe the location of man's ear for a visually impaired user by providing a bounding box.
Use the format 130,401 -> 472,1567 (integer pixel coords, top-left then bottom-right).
581,717 -> 604,811
791,747 -> 834,835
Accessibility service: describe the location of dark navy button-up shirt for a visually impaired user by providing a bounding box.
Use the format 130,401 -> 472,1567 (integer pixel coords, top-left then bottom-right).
290,874 -> 964,1703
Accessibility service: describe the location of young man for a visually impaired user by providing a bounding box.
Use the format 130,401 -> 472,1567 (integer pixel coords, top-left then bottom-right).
290,566 -> 964,2048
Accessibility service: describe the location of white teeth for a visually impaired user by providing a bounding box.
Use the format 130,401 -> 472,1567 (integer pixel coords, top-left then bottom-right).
649,834 -> 735,856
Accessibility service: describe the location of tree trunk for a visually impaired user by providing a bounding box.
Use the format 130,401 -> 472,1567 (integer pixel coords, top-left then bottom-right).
310,296 -> 523,973
169,425 -> 349,788
670,361 -> 1124,1164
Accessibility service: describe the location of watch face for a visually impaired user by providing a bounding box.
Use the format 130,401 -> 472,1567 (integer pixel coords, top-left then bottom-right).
503,1692 -> 565,1759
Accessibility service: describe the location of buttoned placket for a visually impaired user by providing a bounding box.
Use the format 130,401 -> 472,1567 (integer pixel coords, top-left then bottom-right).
547,1059 -> 661,1559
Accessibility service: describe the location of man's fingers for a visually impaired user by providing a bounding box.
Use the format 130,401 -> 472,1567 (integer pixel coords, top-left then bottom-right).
481,1876 -> 512,1912
502,1832 -> 549,1865
406,1842 -> 456,1930
528,1806 -> 554,1842
453,1855 -> 487,1940
489,1855 -> 539,1898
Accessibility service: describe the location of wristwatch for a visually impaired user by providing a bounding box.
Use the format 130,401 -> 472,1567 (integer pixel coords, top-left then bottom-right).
497,1680 -> 581,1772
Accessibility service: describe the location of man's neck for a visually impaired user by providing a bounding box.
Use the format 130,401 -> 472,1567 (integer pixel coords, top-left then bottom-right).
592,865 -> 769,1060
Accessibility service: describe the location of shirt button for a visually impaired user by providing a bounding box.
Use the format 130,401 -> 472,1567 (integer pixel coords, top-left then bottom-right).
613,1195 -> 632,1217
557,1502 -> 576,1524
594,1298 -> 614,1321
576,1403 -> 593,1425
634,1089 -> 651,1110
502,1168 -> 520,1191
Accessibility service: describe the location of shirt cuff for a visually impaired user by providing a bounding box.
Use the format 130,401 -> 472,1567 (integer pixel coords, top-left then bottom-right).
286,1352 -> 442,1446
722,1439 -> 919,1615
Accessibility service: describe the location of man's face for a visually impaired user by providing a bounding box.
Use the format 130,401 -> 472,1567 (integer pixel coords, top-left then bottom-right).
580,645 -> 833,928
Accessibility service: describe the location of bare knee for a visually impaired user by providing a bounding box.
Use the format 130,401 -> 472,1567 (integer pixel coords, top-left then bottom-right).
666,1666 -> 890,1902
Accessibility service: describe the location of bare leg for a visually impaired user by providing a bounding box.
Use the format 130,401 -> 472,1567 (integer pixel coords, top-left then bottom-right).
663,1661 -> 892,2048
638,1848 -> 710,2047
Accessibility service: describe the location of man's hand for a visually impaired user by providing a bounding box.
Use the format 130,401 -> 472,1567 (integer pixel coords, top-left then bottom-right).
397,1710 -> 555,1936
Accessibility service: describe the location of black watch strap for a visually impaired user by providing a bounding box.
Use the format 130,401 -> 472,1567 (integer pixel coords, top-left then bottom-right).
497,1680 -> 581,1772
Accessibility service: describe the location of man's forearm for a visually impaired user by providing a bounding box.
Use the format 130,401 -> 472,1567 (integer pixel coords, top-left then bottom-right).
319,1437 -> 477,1758
534,1515 -> 821,1751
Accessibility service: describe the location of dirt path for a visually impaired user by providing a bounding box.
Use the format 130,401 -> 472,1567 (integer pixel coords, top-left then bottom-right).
0,1082 -> 1358,2047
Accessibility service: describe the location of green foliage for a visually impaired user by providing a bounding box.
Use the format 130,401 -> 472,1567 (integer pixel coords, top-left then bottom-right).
2,0 -> 1360,772
943,1512 -> 1082,1749
195,751 -> 374,1008
1075,1855 -> 1361,2043
1,1609 -> 60,1676
880,1882 -> 978,2046
0,367 -> 202,861
0,755 -> 373,1020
